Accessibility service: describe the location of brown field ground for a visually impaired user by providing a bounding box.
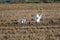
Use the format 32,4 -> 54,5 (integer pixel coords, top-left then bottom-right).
0,3 -> 60,40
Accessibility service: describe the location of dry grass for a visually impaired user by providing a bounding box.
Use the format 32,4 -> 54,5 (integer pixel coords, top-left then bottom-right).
0,3 -> 60,40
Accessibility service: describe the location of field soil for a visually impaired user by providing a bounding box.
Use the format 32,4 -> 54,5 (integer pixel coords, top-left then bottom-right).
0,3 -> 60,40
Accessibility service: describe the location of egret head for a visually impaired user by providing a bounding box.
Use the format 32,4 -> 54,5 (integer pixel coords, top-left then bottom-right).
36,14 -> 40,17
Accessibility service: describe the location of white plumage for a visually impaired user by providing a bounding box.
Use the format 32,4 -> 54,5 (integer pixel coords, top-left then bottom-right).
35,14 -> 42,23
17,19 -> 26,24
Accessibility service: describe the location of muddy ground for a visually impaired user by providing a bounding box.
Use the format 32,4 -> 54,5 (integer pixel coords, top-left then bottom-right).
0,3 -> 60,40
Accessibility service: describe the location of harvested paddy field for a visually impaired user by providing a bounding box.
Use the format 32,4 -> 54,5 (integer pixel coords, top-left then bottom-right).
0,3 -> 60,40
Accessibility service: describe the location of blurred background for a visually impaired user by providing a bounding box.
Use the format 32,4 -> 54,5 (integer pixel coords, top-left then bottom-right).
0,0 -> 60,3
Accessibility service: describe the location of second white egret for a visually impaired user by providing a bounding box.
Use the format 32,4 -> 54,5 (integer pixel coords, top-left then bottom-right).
35,14 -> 43,23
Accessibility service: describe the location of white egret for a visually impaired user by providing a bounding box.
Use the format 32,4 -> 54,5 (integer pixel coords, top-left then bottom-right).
17,19 -> 26,24
35,14 -> 43,23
